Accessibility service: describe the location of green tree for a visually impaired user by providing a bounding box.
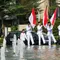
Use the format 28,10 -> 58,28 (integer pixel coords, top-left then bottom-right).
0,0 -> 40,18
49,0 -> 60,37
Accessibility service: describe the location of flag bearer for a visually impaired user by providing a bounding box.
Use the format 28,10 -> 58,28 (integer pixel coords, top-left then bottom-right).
45,22 -> 56,46
37,22 -> 45,45
58,25 -> 60,36
26,23 -> 34,46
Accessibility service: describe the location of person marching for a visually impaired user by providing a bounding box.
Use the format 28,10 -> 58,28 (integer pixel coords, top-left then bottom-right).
58,25 -> 60,37
37,22 -> 45,45
26,23 -> 34,46
45,22 -> 56,46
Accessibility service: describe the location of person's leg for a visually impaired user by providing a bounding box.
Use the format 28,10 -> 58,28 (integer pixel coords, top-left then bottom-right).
30,33 -> 34,44
28,36 -> 30,46
38,34 -> 41,45
51,34 -> 56,43
26,32 -> 30,46
41,34 -> 45,44
48,35 -> 51,46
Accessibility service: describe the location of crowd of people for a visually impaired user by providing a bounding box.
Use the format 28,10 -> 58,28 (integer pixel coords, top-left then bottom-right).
20,22 -> 60,46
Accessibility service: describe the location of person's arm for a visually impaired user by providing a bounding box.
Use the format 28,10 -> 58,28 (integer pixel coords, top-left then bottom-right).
43,24 -> 48,29
58,26 -> 59,30
39,25 -> 43,30
41,25 -> 43,28
51,25 -> 53,29
24,33 -> 27,40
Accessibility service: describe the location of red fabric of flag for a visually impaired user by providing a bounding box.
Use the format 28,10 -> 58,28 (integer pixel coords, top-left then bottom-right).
29,8 -> 36,28
43,8 -> 48,26
50,8 -> 58,26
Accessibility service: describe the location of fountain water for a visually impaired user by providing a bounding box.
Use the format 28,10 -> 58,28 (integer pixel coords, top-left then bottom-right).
12,34 -> 17,55
3,38 -> 6,48
19,43 -> 24,59
18,38 -> 25,59
1,37 -> 6,60
1,47 -> 5,60
17,38 -> 20,55
2,38 -> 6,53
17,38 -> 25,57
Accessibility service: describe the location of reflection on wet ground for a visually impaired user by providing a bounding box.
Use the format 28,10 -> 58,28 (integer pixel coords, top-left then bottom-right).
0,45 -> 60,60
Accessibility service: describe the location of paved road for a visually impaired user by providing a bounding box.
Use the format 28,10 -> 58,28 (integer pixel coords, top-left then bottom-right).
0,45 -> 60,60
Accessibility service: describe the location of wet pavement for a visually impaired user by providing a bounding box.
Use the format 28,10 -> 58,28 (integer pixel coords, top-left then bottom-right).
0,45 -> 60,60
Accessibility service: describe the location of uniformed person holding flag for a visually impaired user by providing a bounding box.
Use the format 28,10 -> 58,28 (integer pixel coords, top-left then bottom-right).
37,22 -> 45,45
26,23 -> 34,46
44,22 -> 56,46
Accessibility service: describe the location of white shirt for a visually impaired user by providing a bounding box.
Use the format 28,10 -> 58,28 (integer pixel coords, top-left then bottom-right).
26,25 -> 32,32
20,32 -> 27,41
58,25 -> 60,31
37,25 -> 42,32
46,25 -> 53,34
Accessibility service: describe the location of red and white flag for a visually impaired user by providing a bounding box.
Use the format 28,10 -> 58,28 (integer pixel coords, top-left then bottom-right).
29,8 -> 36,28
50,8 -> 58,26
43,8 -> 48,26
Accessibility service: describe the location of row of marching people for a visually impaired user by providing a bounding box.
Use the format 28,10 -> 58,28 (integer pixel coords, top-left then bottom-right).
20,22 -> 57,46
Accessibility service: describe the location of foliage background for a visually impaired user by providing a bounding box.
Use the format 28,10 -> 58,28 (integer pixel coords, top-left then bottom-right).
0,0 -> 60,36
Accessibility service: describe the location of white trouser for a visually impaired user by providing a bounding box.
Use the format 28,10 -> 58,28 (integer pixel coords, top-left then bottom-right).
26,32 -> 34,46
58,31 -> 60,36
37,31 -> 45,45
47,32 -> 56,44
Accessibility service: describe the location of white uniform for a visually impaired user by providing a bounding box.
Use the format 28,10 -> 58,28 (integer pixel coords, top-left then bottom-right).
37,25 -> 45,45
26,25 -> 34,46
20,32 -> 27,46
20,32 -> 27,41
46,25 -> 56,45
58,25 -> 60,36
